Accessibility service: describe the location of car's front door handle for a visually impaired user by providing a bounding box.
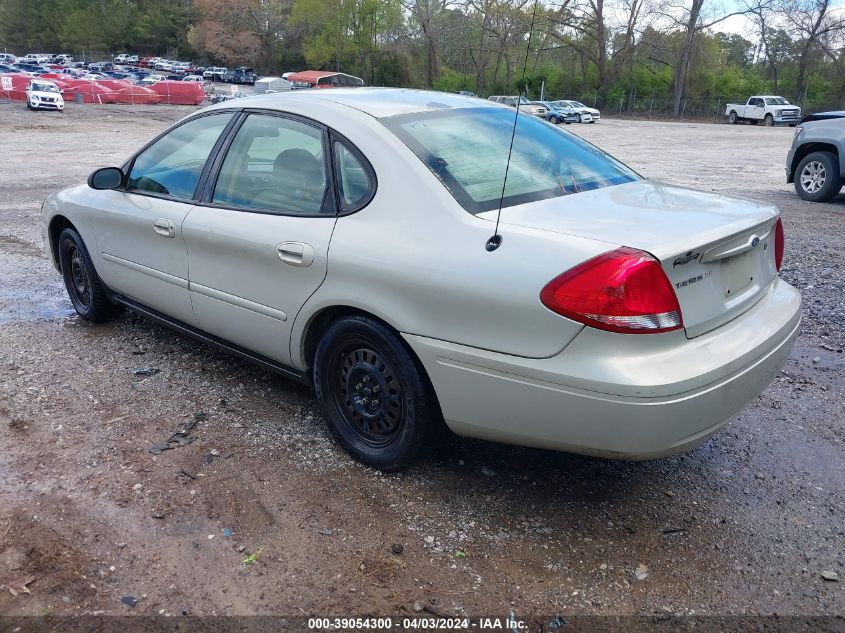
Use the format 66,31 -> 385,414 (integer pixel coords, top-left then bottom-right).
277,241 -> 314,267
153,218 -> 175,238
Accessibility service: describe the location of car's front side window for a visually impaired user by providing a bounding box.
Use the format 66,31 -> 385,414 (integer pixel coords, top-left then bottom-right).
212,113 -> 328,215
126,112 -> 234,199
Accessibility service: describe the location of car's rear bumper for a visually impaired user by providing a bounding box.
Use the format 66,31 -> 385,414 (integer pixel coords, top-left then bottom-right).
404,278 -> 801,459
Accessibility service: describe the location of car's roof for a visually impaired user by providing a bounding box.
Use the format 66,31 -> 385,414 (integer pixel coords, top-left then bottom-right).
801,111 -> 845,123
288,70 -> 342,81
215,88 -> 500,119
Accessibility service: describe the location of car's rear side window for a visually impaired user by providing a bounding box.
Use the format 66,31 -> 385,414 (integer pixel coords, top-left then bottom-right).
126,112 -> 234,199
333,140 -> 374,212
381,107 -> 638,214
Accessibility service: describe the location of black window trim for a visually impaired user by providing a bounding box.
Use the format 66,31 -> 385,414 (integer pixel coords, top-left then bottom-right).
194,108 -> 377,219
117,109 -> 241,204
112,106 -> 378,218
194,108 -> 338,218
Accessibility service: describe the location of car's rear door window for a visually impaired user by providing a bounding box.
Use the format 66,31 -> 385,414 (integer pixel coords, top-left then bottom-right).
126,112 -> 234,199
212,113 -> 329,215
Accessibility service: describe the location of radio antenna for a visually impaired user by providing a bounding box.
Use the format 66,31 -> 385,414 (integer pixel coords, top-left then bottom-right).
486,0 -> 539,253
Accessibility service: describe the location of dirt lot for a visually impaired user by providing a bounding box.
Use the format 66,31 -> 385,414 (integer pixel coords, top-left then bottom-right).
0,100 -> 842,624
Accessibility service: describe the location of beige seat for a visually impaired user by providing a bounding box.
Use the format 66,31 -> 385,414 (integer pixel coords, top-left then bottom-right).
250,148 -> 325,214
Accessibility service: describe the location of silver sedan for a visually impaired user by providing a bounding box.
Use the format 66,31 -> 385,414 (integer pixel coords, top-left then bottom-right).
41,89 -> 801,470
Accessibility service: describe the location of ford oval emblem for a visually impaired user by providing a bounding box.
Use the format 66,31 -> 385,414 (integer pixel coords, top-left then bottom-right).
751,236 -> 760,247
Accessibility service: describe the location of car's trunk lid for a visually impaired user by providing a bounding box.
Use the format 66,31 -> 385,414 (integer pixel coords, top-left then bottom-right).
483,180 -> 780,338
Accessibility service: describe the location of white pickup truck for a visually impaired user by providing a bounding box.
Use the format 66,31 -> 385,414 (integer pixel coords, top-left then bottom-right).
725,96 -> 801,126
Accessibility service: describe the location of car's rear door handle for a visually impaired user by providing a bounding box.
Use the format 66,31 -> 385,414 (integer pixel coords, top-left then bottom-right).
277,241 -> 314,267
153,218 -> 175,238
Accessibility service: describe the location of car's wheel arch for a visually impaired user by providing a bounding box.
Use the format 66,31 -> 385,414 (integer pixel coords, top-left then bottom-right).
48,214 -> 77,271
790,142 -> 840,182
299,304 -> 405,373
299,303 -> 445,423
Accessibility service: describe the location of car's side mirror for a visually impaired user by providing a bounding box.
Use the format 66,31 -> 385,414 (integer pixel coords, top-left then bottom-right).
88,167 -> 124,190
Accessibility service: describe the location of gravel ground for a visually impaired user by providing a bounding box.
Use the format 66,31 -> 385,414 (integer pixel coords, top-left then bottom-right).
0,101 -> 842,623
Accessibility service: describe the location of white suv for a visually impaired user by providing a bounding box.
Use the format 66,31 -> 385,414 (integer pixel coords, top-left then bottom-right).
487,95 -> 547,117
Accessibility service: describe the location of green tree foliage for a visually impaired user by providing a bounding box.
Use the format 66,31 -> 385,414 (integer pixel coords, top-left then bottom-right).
289,0 -> 402,83
0,0 -> 191,56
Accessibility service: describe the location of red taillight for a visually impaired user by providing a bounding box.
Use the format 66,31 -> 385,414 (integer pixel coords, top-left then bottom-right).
774,217 -> 784,271
540,247 -> 683,334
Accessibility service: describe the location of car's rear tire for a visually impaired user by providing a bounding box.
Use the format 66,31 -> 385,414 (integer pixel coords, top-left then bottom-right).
729,111 -> 738,124
313,316 -> 444,471
764,114 -> 774,126
549,115 -> 558,124
58,227 -> 122,322
794,151 -> 842,202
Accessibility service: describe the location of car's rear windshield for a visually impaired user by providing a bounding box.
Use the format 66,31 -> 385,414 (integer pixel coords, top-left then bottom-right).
381,107 -> 638,214
765,97 -> 789,105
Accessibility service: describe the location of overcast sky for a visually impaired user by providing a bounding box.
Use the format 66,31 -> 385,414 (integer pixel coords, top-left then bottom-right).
706,0 -> 845,39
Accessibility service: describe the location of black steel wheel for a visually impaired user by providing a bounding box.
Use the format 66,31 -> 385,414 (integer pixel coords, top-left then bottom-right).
332,344 -> 404,448
314,316 -> 445,470
58,227 -> 122,322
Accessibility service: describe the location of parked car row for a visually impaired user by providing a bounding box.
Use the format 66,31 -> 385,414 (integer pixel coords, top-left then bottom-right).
110,56 -> 259,84
1,57 -> 206,88
487,95 -> 601,124
5,51 -> 373,93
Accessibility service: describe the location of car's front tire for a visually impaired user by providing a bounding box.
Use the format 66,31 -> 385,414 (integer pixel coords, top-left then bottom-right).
795,151 -> 842,202
313,316 -> 444,471
764,114 -> 774,126
58,228 -> 122,322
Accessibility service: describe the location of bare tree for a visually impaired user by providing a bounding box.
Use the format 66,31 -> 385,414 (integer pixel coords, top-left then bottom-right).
747,0 -> 789,91
544,0 -> 649,107
781,0 -> 844,103
404,0 -> 455,87
658,0 -> 761,117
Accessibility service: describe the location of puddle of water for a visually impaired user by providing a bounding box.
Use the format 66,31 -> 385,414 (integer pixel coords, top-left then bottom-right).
0,286 -> 76,324
0,307 -> 76,325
